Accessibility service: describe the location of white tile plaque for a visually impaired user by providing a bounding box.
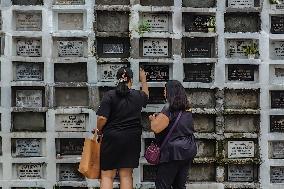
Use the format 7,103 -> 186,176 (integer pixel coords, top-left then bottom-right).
142,13 -> 169,32
143,38 -> 169,57
55,114 -> 86,132
16,163 -> 44,179
16,63 -> 43,81
228,0 -> 254,8
55,0 -> 85,5
228,141 -> 254,158
99,64 -> 126,82
16,12 -> 42,31
16,39 -> 41,57
228,164 -> 254,182
14,139 -> 41,157
57,41 -> 84,57
16,90 -> 42,108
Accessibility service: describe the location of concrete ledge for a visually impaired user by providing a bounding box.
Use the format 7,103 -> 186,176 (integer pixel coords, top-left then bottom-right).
186,183 -> 224,189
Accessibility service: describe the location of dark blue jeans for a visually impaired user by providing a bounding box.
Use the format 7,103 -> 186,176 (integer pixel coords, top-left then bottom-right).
155,159 -> 192,189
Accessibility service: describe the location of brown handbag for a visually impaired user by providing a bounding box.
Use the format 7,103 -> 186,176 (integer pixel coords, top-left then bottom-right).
78,134 -> 101,179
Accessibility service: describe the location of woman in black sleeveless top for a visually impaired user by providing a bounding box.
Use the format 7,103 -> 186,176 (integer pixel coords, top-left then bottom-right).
149,80 -> 197,189
96,67 -> 149,189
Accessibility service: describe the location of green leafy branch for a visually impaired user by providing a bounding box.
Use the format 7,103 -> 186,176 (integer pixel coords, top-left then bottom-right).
137,20 -> 151,35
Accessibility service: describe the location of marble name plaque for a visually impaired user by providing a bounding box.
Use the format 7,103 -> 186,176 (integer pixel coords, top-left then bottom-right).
270,115 -> 284,132
100,64 -> 126,82
271,166 -> 284,183
14,139 -> 41,157
270,141 -> 284,159
16,90 -> 42,107
142,13 -> 169,32
103,44 -> 124,54
12,0 -> 43,5
271,41 -> 284,58
143,38 -> 169,57
16,62 -> 43,81
57,138 -> 83,155
58,13 -> 83,30
228,164 -> 254,182
16,39 -> 41,57
59,164 -> 84,181
271,16 -> 284,34
185,38 -> 213,58
228,64 -> 256,81
57,40 -> 84,57
228,141 -> 254,158
276,2 -> 284,9
228,0 -> 254,8
16,163 -> 44,179
271,91 -> 284,108
149,88 -> 165,104
184,63 -> 213,83
16,12 -> 42,31
275,68 -> 284,77
143,165 -> 157,182
184,15 -> 214,32
55,0 -> 85,5
55,114 -> 86,132
227,39 -> 254,58
143,65 -> 169,82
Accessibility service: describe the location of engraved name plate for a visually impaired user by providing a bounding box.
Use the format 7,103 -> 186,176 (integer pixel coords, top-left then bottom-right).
143,65 -> 169,82
57,40 -> 84,57
271,16 -> 284,34
270,141 -> 284,159
184,63 -> 213,83
228,141 -> 254,158
99,64 -> 126,82
271,41 -> 284,58
228,64 -> 256,81
57,138 -> 84,155
270,115 -> 284,132
228,0 -> 254,8
184,15 -> 214,32
227,39 -> 255,58
103,44 -> 124,54
15,62 -> 43,81
55,0 -> 85,5
16,12 -> 42,31
14,139 -> 41,157
142,13 -> 169,32
143,38 -> 169,57
55,114 -> 86,132
16,90 -> 42,107
271,166 -> 284,183
59,164 -> 84,181
271,91 -> 284,108
16,39 -> 41,57
185,38 -> 213,58
16,163 -> 44,179
228,164 -> 254,182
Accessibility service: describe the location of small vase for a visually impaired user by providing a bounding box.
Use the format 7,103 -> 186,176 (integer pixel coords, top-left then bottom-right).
208,27 -> 215,33
248,54 -> 256,59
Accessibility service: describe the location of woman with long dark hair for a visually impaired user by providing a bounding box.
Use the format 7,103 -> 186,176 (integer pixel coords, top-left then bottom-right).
96,67 -> 149,189
149,80 -> 197,189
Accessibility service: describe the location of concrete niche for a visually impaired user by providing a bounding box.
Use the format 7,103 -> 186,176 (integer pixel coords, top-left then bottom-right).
270,115 -> 284,132
271,15 -> 284,34
95,0 -> 130,5
269,141 -> 284,159
57,163 -> 84,181
226,164 -> 258,182
54,0 -> 85,5
226,140 -> 257,158
97,37 -> 130,58
148,87 -> 165,104
57,13 -> 84,30
141,63 -> 170,82
55,114 -> 87,132
270,91 -> 284,109
186,89 -> 216,108
188,164 -> 216,182
224,114 -> 259,133
12,0 -> 43,5
12,87 -> 45,108
183,0 -> 216,8
12,112 -> 46,132
55,87 -> 89,107
96,11 -> 129,32
13,163 -> 46,180
226,0 -> 260,8
56,138 -> 84,157
140,0 -> 174,6
183,37 -> 216,58
192,114 -> 215,132
11,138 -> 44,157
54,63 -> 87,82
225,13 -> 260,33
13,62 -> 44,81
141,13 -> 172,32
183,13 -> 216,33
227,64 -> 259,82
54,37 -> 87,58
224,89 -> 259,109
270,166 -> 284,183
140,38 -> 171,58
14,11 -> 42,31
196,139 -> 216,157
142,165 -> 157,182
14,38 -> 42,57
226,39 -> 259,59
270,40 -> 284,60
184,63 -> 214,83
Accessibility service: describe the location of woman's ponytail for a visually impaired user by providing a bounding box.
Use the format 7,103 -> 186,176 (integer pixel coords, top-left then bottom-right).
115,67 -> 133,97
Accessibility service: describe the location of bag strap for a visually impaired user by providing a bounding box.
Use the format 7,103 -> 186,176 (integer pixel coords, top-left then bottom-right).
160,111 -> 182,150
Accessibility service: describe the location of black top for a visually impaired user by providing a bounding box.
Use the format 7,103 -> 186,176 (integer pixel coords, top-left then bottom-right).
97,89 -> 148,135
156,105 -> 197,163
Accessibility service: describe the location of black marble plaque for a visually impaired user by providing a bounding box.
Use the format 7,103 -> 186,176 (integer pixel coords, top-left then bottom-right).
56,138 -> 84,156
184,14 -> 214,32
228,64 -> 256,81
271,166 -> 284,183
270,115 -> 284,132
54,63 -> 87,82
270,141 -> 284,159
97,37 -> 130,58
271,91 -> 284,108
143,65 -> 169,82
148,88 -> 165,104
184,63 -> 213,83
143,165 -> 157,182
225,13 -> 260,33
184,38 -> 214,58
271,16 -> 284,34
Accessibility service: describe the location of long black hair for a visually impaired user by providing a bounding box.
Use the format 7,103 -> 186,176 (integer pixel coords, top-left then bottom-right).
116,67 -> 133,97
165,80 -> 190,112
